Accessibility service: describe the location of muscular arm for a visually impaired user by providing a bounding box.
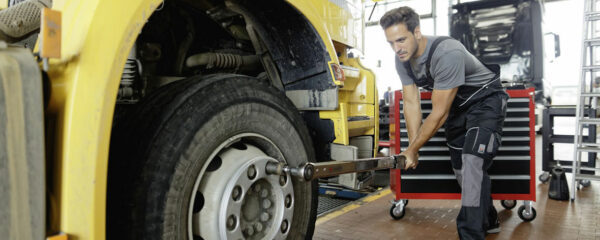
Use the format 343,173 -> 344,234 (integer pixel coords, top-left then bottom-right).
402,84 -> 421,144
402,87 -> 458,168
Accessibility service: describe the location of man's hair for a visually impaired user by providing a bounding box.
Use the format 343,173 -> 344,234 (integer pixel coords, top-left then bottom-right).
379,6 -> 420,32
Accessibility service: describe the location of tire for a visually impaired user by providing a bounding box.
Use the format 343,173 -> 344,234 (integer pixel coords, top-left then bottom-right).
500,200 -> 517,210
108,74 -> 317,239
0,47 -> 44,240
517,205 -> 536,222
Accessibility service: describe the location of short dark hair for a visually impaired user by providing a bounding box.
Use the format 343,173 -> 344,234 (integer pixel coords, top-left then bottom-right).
379,6 -> 420,33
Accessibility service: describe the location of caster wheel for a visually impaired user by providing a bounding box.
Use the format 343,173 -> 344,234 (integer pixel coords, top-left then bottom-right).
580,179 -> 591,188
500,200 -> 517,210
538,172 -> 550,183
389,204 -> 405,220
517,205 -> 536,222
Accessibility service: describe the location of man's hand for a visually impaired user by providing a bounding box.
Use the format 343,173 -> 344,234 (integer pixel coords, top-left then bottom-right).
400,150 -> 419,169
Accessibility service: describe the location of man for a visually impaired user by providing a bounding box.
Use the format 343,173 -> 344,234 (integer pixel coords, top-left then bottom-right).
383,86 -> 392,105
380,6 -> 508,240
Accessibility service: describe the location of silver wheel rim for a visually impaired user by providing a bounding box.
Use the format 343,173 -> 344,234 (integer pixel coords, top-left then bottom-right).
188,133 -> 294,240
522,208 -> 533,218
393,205 -> 404,216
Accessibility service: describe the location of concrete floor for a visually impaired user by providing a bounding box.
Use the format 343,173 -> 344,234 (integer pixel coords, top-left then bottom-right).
314,135 -> 600,240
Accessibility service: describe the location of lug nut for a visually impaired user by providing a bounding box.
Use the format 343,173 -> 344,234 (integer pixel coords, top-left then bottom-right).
260,212 -> 270,222
226,215 -> 237,231
260,189 -> 269,198
279,175 -> 287,186
232,186 -> 242,201
247,165 -> 257,179
254,222 -> 264,232
253,184 -> 262,192
285,195 -> 292,208
262,199 -> 272,209
244,226 -> 255,236
281,220 -> 288,233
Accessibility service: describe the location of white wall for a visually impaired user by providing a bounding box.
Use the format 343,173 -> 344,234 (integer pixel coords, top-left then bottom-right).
544,0 -> 584,88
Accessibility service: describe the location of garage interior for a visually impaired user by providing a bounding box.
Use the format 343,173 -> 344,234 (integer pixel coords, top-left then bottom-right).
1,0 -> 599,239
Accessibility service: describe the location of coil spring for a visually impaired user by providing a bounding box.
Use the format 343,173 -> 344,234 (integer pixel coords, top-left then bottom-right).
211,53 -> 242,69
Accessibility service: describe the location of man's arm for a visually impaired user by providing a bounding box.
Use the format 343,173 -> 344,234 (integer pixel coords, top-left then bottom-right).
402,84 -> 421,144
402,87 -> 458,169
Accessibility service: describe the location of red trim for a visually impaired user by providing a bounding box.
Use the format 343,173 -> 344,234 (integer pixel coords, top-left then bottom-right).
390,169 -> 401,198
393,193 -> 533,201
391,90 -> 402,155
396,193 -> 461,200
379,141 -> 390,147
527,88 -> 536,202
505,89 -> 532,98
492,193 -> 533,200
391,88 -> 537,202
390,90 -> 404,199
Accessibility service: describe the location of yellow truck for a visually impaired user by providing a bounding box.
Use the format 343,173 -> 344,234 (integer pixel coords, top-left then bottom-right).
0,0 -> 378,239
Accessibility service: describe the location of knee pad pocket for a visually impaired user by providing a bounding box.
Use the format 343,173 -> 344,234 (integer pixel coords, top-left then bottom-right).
462,127 -> 500,160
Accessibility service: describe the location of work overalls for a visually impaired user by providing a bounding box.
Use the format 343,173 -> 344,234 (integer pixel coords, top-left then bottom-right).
404,37 -> 509,240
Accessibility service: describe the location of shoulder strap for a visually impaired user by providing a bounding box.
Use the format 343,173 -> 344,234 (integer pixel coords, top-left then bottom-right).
403,61 -> 417,81
426,36 -> 501,80
425,36 -> 453,81
401,36 -> 455,83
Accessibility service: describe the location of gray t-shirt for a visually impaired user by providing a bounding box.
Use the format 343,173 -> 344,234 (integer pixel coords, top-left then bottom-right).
395,36 -> 495,90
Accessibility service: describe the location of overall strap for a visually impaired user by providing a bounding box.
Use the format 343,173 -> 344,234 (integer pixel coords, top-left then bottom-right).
402,61 -> 417,82
425,36 -> 454,81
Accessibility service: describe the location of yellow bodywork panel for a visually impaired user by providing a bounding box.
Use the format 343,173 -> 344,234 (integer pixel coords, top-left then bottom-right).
46,0 -> 162,239
320,56 -> 378,154
0,0 -> 7,9
293,0 -> 363,52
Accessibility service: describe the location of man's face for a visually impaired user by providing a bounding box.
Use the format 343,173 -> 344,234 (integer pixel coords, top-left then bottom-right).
384,23 -> 420,62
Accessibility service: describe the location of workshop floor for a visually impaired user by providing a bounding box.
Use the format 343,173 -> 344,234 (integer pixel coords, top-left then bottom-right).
314,181 -> 600,240
314,136 -> 600,240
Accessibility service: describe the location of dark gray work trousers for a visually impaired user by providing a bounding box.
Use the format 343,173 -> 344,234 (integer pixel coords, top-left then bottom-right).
445,81 -> 509,240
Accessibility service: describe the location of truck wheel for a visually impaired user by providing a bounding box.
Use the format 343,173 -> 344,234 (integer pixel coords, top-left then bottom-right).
108,74 -> 317,240
0,47 -> 44,240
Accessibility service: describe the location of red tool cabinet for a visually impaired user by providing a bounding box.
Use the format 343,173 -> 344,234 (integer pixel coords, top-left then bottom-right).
388,88 -> 537,221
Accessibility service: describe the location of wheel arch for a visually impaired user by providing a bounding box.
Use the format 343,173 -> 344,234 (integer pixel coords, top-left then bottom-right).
229,0 -> 341,110
46,0 -> 163,238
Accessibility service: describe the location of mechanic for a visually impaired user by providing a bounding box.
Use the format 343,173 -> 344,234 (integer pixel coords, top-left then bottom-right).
380,6 -> 509,240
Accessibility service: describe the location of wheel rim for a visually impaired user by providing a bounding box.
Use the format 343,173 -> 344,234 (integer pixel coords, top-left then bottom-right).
393,205 -> 404,216
503,200 -> 516,208
521,208 -> 533,219
188,133 -> 294,240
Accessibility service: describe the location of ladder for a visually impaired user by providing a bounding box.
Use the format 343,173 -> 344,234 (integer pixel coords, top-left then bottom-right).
573,0 -> 600,201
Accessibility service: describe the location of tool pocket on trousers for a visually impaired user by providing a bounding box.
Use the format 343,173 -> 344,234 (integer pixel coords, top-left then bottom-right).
463,127 -> 500,160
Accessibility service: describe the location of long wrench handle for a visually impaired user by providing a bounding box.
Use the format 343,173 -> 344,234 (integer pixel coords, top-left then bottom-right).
266,155 -> 406,181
